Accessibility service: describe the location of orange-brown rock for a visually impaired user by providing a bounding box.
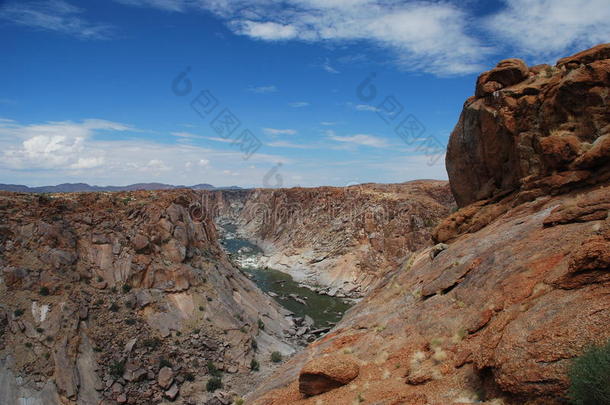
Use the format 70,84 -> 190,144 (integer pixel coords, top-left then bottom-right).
206,180 -> 454,296
299,355 -> 359,396
248,44 -> 610,405
448,43 -> 610,208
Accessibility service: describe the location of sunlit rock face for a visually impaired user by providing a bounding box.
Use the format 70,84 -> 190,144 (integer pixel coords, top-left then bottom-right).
247,44 -> 610,405
0,190 -> 296,404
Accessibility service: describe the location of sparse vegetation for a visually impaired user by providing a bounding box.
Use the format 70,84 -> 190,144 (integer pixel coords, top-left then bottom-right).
568,341 -> 610,405
13,309 -> 24,317
271,351 -> 283,363
250,358 -> 260,371
109,360 -> 125,378
122,284 -> 132,293
36,327 -> 44,333
184,372 -> 195,382
234,398 -> 245,405
159,358 -> 172,368
257,318 -> 265,330
39,286 -> 50,296
125,318 -> 136,325
109,303 -> 119,312
251,339 -> 258,351
206,376 -> 222,392
207,360 -> 222,377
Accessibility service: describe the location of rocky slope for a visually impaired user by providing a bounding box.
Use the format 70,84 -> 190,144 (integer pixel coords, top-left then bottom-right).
204,181 -> 454,297
0,190 -> 298,405
248,44 -> 610,405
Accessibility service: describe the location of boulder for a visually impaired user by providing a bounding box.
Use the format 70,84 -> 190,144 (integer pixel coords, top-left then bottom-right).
299,355 -> 359,396
158,366 -> 174,389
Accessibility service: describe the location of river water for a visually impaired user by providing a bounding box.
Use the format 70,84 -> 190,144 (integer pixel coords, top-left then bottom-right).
218,224 -> 353,328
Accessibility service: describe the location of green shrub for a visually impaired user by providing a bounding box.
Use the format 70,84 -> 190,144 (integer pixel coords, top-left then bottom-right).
568,341 -> 610,405
39,287 -> 50,296
159,358 -> 172,369
234,398 -> 245,405
122,284 -> 132,293
257,319 -> 265,330
109,361 -> 125,378
109,303 -> 119,312
271,351 -> 283,363
250,359 -> 260,371
206,376 -> 222,392
184,372 -> 195,382
13,309 -> 24,317
207,361 -> 221,377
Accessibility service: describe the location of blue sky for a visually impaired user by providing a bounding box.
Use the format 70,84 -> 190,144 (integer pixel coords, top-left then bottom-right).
1,0 -> 608,188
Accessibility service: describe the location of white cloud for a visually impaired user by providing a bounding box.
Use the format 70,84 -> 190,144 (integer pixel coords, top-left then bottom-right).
247,85 -> 278,94
322,59 -> 340,74
0,117 -> 295,187
288,101 -> 310,108
171,131 -> 204,139
263,128 -> 297,136
485,0 -> 610,61
0,119 -> 132,170
320,121 -> 337,126
354,104 -> 380,112
267,140 -> 316,149
0,0 -> 114,39
186,0 -> 488,75
234,21 -> 298,40
327,133 -> 389,148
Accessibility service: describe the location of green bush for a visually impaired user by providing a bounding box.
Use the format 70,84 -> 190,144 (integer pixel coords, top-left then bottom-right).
568,341 -> 610,405
39,287 -> 50,296
257,319 -> 265,330
207,360 -> 221,377
206,376 -> 222,392
109,361 -> 125,378
250,358 -> 260,371
109,303 -> 119,312
271,351 -> 283,363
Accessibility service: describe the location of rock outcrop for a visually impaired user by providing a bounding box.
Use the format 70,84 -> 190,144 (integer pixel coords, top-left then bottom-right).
205,181 -> 454,297
0,190 -> 296,404
447,42 -> 610,208
247,44 -> 610,405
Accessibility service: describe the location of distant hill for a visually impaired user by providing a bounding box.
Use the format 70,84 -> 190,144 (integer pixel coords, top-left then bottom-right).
0,183 -> 242,193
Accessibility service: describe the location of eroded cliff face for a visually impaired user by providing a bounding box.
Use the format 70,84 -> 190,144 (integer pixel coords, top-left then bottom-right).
0,190 -> 296,405
248,45 -> 610,405
205,181 -> 454,297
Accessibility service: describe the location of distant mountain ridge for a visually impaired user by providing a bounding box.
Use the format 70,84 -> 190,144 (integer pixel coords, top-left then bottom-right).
0,182 -> 243,193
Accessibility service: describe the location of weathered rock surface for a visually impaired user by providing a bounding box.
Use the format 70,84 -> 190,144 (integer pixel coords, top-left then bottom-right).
447,42 -> 610,208
299,355 -> 359,396
206,181 -> 454,296
247,45 -> 610,405
0,190 -> 296,404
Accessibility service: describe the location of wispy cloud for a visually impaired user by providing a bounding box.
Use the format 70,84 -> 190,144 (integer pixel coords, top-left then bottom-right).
0,0 -> 114,39
354,104 -> 380,112
484,0 -> 610,61
322,59 -> 340,74
327,132 -> 389,148
247,85 -> 278,94
288,101 -> 310,108
263,127 -> 297,136
0,98 -> 17,105
320,121 -> 337,126
267,140 -> 316,149
0,117 -> 292,187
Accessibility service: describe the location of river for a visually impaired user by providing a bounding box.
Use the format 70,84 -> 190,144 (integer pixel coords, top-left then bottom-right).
218,223 -> 353,328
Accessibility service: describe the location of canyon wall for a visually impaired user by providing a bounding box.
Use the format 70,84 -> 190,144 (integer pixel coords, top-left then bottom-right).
248,44 -> 610,405
204,181 -> 454,297
0,190 -> 296,405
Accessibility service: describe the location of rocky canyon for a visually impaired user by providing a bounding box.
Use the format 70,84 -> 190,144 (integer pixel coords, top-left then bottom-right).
0,43 -> 608,405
